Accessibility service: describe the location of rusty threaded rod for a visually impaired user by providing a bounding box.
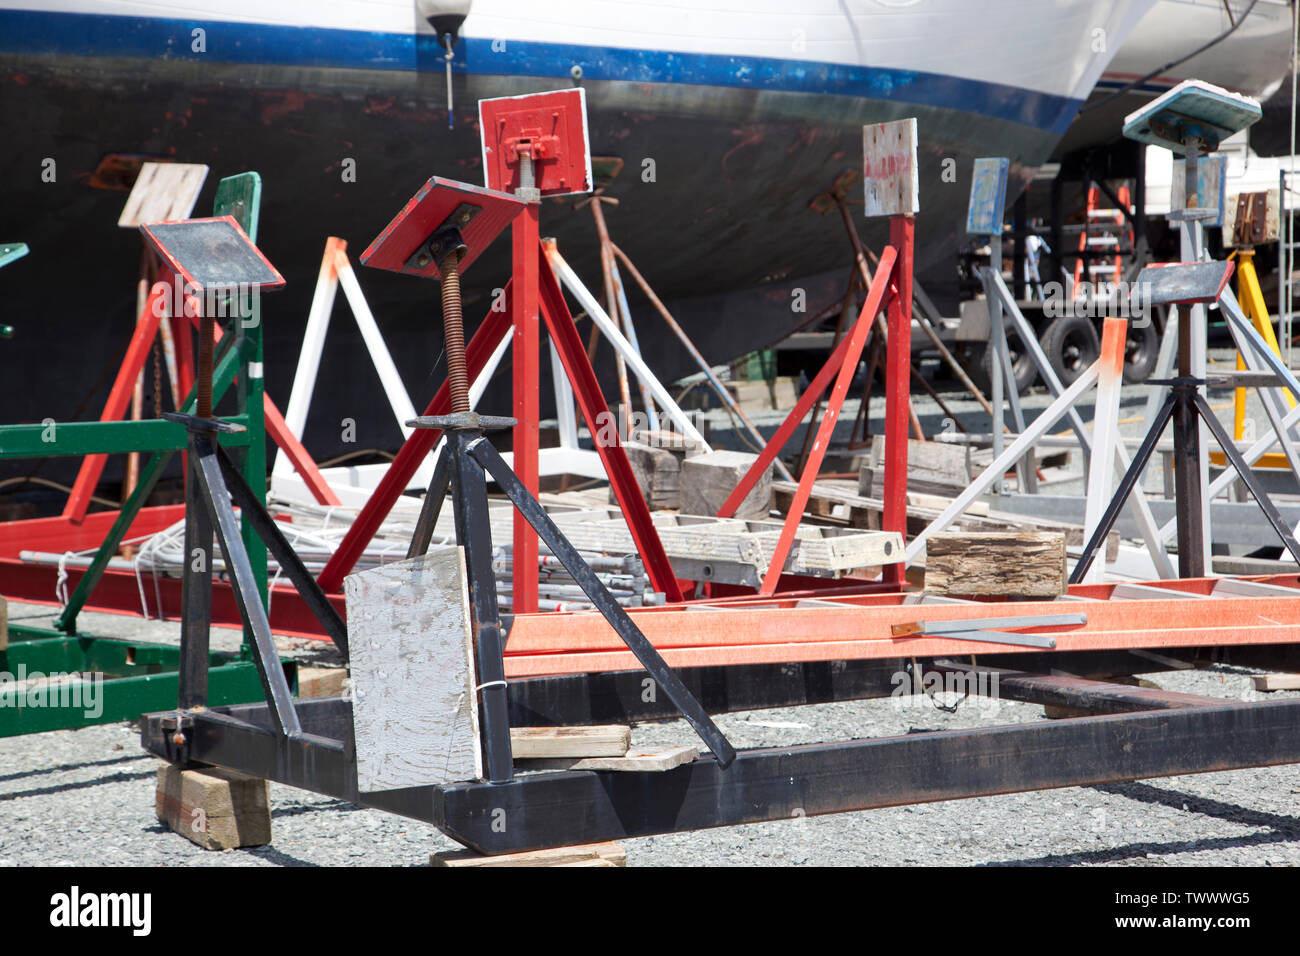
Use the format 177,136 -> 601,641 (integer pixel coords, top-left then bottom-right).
197,310 -> 214,419
438,248 -> 470,413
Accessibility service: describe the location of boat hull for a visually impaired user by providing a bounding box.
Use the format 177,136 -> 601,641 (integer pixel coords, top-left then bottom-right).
0,51 -> 1057,476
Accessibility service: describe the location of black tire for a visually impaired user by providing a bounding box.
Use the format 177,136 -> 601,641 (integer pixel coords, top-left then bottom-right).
1122,320 -> 1159,384
968,330 -> 1038,395
1040,315 -> 1100,387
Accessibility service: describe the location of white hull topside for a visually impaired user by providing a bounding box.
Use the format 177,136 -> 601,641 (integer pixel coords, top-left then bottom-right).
14,0 -> 1157,107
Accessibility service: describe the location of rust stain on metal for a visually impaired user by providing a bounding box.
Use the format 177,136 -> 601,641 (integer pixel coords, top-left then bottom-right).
259,90 -> 308,125
722,127 -> 766,171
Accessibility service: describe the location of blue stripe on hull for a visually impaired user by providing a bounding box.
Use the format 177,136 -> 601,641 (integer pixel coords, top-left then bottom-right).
0,9 -> 1083,133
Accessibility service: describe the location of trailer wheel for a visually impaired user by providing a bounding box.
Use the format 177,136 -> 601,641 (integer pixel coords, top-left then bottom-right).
1122,320 -> 1159,384
969,332 -> 1038,395
1040,315 -> 1100,387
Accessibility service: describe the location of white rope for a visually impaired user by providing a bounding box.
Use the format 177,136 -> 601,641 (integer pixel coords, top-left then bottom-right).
130,549 -> 151,621
54,551 -> 72,607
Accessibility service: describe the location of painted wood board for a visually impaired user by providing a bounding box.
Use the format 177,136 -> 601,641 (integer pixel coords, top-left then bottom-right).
965,157 -> 1009,236
862,118 -> 919,218
344,547 -> 481,792
118,162 -> 209,228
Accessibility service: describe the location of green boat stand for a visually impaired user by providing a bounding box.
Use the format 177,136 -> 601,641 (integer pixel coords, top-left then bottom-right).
0,174 -> 301,737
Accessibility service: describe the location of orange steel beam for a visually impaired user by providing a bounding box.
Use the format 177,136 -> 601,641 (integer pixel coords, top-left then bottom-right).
497,588 -> 1300,676
717,274 -> 898,522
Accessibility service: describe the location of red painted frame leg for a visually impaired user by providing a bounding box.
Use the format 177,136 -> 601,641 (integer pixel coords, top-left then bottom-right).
512,206 -> 541,613
262,396 -> 342,507
63,281 -> 168,523
537,241 -> 683,602
716,271 -> 898,522
316,294 -> 515,593
757,247 -> 898,596
881,215 -> 914,588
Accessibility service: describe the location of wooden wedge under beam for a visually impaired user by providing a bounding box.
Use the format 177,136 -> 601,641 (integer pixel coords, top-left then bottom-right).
509,725 -> 632,759
432,842 -> 627,867
519,745 -> 699,773
1252,674 -> 1300,692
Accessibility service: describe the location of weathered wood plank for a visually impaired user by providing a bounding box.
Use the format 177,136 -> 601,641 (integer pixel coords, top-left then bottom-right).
923,532 -> 1066,597
681,450 -> 773,519
118,162 -> 209,228
155,764 -> 271,850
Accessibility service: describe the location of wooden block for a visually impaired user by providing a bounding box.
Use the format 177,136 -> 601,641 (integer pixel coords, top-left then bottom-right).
1252,673 -> 1300,692
631,429 -> 704,458
432,842 -> 627,867
521,744 -> 698,772
923,532 -> 1066,597
155,764 -> 271,850
612,440 -> 681,510
296,666 -> 347,699
863,438 -> 969,498
681,450 -> 772,519
725,378 -> 798,413
509,725 -> 632,759
344,548 -> 481,792
118,162 -> 209,228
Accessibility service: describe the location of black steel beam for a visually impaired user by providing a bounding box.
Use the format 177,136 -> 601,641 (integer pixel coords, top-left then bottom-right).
505,659 -> 907,726
927,662 -> 1224,714
144,694 -> 1300,855
216,446 -> 348,660
435,697 -> 1300,853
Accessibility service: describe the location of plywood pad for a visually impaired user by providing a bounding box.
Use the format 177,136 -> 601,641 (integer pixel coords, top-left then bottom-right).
345,547 -> 481,792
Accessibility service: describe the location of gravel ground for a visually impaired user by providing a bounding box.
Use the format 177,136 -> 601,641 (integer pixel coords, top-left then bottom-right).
2,596 -> 1298,866
3,345 -> 1300,866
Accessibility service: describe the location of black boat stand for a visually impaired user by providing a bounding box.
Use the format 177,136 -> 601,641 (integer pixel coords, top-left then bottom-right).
164,412 -> 348,737
403,411 -> 736,780
133,215 -> 348,745
1070,376 -> 1300,584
